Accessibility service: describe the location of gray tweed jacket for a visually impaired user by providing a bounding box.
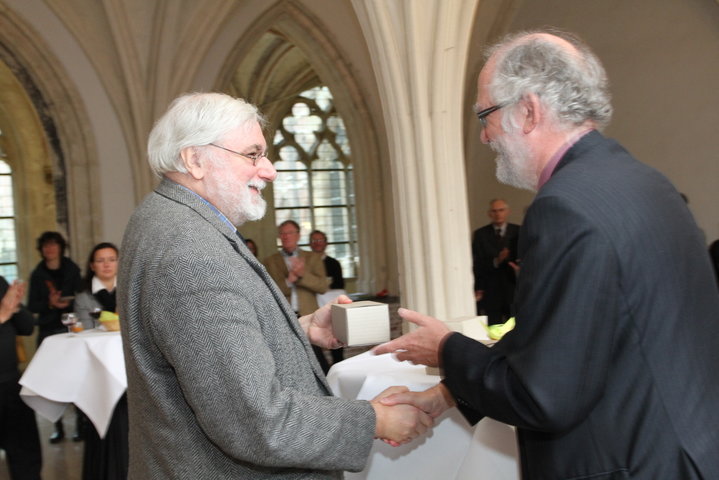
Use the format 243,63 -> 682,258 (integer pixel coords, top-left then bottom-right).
118,178 -> 375,479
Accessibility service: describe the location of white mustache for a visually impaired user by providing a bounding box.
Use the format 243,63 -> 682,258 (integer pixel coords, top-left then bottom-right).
248,180 -> 266,191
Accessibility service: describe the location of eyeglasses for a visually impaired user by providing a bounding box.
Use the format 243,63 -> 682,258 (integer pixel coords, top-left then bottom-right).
475,104 -> 504,128
208,143 -> 267,166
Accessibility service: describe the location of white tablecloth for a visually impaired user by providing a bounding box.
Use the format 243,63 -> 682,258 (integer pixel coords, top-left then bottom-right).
19,330 -> 126,437
327,351 -> 519,480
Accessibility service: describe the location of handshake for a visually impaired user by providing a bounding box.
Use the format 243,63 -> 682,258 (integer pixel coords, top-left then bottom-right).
368,306 -> 465,446
371,383 -> 456,446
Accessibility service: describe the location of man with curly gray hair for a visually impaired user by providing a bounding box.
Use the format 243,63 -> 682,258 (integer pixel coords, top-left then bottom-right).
375,29 -> 719,479
119,92 -> 431,479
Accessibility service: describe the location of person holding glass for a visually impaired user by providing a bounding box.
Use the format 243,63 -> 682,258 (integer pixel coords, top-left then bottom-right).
73,242 -> 128,480
27,231 -> 82,443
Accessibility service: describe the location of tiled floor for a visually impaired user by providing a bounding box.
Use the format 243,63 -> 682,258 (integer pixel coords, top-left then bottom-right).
0,414 -> 83,480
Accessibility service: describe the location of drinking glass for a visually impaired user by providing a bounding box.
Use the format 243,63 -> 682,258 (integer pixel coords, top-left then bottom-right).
89,308 -> 102,329
60,313 -> 78,333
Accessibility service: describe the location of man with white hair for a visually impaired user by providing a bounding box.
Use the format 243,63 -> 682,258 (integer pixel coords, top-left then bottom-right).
118,92 -> 431,479
375,30 -> 719,479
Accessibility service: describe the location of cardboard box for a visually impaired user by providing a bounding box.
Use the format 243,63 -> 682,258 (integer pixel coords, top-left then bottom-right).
331,301 -> 390,346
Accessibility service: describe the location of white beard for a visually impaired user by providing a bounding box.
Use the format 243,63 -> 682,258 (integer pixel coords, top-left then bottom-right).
491,129 -> 538,192
211,172 -> 267,226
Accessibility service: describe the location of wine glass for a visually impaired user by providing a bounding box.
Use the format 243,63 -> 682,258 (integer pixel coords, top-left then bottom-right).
89,308 -> 102,329
61,313 -> 78,333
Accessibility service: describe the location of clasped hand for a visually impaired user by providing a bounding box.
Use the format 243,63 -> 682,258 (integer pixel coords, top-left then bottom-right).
371,386 -> 433,446
370,308 -> 457,442
287,257 -> 305,283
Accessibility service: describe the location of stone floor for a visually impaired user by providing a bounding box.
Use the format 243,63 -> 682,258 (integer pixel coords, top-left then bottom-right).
0,413 -> 83,480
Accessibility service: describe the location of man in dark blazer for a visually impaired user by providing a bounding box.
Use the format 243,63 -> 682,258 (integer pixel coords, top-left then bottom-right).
118,93 -> 430,479
375,30 -> 719,479
472,199 -> 520,324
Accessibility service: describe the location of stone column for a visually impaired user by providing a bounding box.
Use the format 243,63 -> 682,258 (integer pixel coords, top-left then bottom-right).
351,0 -> 480,322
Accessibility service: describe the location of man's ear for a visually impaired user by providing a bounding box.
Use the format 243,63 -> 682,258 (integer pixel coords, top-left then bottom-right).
520,93 -> 542,134
180,146 -> 205,180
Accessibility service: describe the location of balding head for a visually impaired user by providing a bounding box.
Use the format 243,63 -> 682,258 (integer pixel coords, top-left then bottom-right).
475,29 -> 613,191
481,29 -> 612,132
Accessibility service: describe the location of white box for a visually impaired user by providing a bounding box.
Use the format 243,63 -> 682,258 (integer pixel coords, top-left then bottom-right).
444,315 -> 490,342
331,301 -> 390,346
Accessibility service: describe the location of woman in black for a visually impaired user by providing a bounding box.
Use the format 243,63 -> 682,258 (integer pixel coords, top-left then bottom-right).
74,242 -> 128,480
27,231 -> 82,443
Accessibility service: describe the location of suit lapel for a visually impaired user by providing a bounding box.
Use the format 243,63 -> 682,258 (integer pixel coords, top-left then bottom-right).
249,254 -> 330,389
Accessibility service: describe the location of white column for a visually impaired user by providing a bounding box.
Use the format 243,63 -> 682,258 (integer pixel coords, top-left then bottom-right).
351,0 -> 480,321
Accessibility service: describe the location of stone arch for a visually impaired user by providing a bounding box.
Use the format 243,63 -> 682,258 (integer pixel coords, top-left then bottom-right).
0,6 -> 99,269
214,1 -> 392,293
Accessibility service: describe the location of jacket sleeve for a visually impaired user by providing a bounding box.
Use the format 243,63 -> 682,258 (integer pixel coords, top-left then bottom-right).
443,196 -> 620,433
296,252 -> 329,294
147,247 -> 375,471
262,255 -> 291,297
27,269 -> 51,318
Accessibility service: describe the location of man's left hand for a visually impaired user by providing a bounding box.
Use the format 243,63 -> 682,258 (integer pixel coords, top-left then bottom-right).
372,308 -> 451,367
301,295 -> 351,349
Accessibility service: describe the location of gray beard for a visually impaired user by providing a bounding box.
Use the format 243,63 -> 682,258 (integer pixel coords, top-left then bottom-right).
492,132 -> 538,192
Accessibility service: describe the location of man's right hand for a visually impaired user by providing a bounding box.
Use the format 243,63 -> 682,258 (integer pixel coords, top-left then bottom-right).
379,383 -> 455,419
371,386 -> 433,446
496,247 -> 510,265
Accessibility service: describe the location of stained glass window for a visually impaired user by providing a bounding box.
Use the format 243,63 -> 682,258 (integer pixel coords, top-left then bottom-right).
272,86 -> 357,277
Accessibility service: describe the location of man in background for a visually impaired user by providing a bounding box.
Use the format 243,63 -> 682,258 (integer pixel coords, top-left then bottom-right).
471,198 -> 519,324
119,92 -> 431,479
263,220 -> 332,372
376,29 -> 719,479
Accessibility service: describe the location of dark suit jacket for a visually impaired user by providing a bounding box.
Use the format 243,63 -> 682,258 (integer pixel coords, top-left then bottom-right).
472,223 -> 519,319
442,131 -> 719,479
118,179 -> 374,478
323,256 -> 345,290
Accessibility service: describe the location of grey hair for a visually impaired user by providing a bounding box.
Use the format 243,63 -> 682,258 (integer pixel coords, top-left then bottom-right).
147,92 -> 265,177
486,29 -> 612,132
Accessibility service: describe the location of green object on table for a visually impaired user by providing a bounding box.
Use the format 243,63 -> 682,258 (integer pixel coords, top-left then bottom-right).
484,317 -> 516,340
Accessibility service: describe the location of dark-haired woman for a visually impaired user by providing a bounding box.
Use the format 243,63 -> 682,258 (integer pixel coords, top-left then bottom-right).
74,242 -> 128,480
27,231 -> 82,443
74,243 -> 118,329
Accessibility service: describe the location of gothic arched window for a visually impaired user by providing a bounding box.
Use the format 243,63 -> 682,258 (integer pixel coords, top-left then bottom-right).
272,86 -> 357,277
0,133 -> 18,280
